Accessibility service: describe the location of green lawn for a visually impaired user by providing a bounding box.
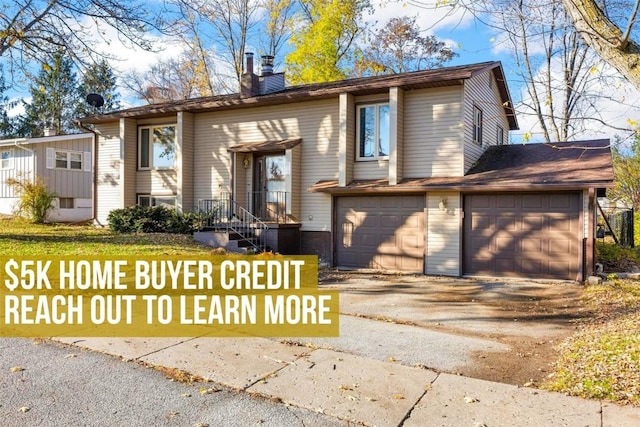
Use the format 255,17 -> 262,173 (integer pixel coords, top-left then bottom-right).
0,219 -> 216,256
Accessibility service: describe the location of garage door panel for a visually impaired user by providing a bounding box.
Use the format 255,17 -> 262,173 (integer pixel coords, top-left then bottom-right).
524,216 -> 545,231
336,195 -> 425,272
496,236 -> 515,252
464,193 -> 580,280
522,194 -> 544,209
549,194 -> 572,209
472,215 -> 492,231
496,195 -> 517,208
549,238 -> 571,254
496,215 -> 517,230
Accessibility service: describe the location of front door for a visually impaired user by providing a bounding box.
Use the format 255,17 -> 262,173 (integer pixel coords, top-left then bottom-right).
253,154 -> 286,221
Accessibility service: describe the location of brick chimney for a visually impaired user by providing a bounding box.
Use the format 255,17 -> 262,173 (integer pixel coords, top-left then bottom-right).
241,52 -> 259,98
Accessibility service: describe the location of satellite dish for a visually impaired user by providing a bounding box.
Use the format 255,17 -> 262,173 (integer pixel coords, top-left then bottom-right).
86,93 -> 105,108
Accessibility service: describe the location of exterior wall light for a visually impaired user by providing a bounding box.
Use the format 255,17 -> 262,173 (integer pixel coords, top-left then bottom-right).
243,155 -> 251,169
439,197 -> 448,211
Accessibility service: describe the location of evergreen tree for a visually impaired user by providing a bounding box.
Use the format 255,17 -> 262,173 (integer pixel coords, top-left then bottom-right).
76,59 -> 121,118
19,52 -> 80,137
0,66 -> 16,138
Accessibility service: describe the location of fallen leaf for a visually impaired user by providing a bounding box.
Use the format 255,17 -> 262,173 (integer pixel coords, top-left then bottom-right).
394,394 -> 405,400
64,354 -> 77,359
464,396 -> 479,403
181,393 -> 191,398
10,367 -> 24,373
18,407 -> 30,413
199,387 -> 219,395
388,357 -> 396,362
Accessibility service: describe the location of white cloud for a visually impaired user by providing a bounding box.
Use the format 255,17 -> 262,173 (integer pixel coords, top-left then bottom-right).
509,60 -> 640,144
365,1 -> 473,33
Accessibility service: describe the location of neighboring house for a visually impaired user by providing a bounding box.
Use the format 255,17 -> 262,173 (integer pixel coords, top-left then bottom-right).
81,57 -> 614,281
0,133 -> 94,222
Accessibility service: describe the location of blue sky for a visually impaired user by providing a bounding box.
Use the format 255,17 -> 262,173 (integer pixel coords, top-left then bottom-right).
5,1 -> 640,144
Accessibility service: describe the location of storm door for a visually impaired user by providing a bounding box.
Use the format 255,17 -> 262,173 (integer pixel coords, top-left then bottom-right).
253,154 -> 286,221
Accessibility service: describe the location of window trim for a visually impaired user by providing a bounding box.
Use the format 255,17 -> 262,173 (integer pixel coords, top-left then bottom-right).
138,124 -> 177,170
497,125 -> 505,146
137,194 -> 177,209
356,102 -> 390,161
58,197 -> 74,209
0,149 -> 13,170
473,105 -> 483,146
51,149 -> 84,170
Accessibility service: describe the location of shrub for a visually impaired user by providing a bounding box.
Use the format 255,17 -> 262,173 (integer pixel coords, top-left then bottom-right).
6,174 -> 57,223
107,205 -> 200,234
596,241 -> 640,272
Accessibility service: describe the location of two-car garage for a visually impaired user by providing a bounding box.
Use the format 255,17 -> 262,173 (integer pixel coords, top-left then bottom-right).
333,192 -> 583,280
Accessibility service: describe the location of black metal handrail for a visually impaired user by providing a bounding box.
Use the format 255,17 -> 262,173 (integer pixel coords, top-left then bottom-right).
197,195 -> 268,252
247,191 -> 288,223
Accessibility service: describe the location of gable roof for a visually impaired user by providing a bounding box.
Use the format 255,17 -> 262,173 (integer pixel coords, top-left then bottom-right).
310,140 -> 614,194
82,61 -> 517,129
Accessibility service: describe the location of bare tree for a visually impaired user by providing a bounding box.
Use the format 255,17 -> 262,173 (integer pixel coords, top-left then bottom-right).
122,48 -> 231,103
261,0 -> 296,60
172,0 -> 261,90
356,15 -> 456,76
0,0 -> 163,71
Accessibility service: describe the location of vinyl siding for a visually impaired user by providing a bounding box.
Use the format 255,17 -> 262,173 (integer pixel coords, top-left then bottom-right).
178,112 -> 195,212
135,170 -> 177,194
426,191 -> 461,276
193,98 -> 339,232
0,147 -> 31,198
121,118 -> 137,207
353,159 -> 388,180
403,87 -> 464,178
36,136 -> 93,198
463,71 -> 511,171
95,122 -> 122,225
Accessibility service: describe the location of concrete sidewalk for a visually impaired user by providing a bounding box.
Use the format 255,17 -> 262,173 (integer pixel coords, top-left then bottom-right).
54,333 -> 640,427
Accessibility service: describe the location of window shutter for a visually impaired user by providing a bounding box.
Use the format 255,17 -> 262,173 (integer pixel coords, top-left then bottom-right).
83,151 -> 92,172
46,147 -> 55,169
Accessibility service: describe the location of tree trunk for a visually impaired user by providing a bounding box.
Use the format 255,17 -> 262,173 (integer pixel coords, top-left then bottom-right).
562,0 -> 640,90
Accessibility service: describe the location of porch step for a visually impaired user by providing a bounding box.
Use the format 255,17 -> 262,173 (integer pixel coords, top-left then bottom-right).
228,231 -> 262,250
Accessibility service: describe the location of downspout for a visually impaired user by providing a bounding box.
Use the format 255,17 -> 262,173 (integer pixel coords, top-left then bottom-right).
74,120 -> 99,223
13,140 -> 35,183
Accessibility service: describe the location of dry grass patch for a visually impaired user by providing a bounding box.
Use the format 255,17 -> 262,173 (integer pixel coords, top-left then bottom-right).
542,280 -> 640,405
0,219 -> 217,256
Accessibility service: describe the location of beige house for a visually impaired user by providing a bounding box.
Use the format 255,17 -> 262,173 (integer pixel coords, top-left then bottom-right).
0,133 -> 94,222
82,58 -> 613,281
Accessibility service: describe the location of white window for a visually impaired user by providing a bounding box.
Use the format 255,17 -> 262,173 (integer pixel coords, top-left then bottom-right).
1,149 -> 13,169
46,148 -> 91,171
138,125 -> 176,170
138,195 -> 177,209
357,103 -> 390,160
473,105 -> 483,145
497,125 -> 505,145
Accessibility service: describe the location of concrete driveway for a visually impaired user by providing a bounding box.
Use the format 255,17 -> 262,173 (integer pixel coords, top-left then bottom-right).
305,272 -> 586,385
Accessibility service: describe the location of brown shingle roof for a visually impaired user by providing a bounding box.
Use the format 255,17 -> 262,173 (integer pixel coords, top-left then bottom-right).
309,140 -> 614,194
82,61 -> 517,129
